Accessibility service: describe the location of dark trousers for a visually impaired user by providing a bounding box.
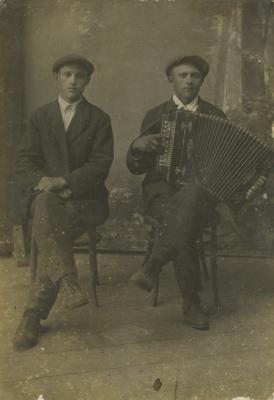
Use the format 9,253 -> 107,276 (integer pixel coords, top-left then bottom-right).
26,192 -> 88,319
146,183 -> 215,300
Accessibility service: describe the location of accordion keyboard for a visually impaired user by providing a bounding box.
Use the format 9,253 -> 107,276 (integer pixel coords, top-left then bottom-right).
157,116 -> 176,182
156,110 -> 274,208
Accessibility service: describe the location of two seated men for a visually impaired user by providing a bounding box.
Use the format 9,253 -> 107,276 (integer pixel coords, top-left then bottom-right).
13,54 -> 226,350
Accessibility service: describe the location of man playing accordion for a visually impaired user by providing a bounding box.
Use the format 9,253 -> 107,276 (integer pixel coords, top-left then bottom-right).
126,55 -> 227,330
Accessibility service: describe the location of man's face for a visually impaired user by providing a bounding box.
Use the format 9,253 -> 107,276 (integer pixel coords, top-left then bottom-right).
168,63 -> 203,104
55,63 -> 90,103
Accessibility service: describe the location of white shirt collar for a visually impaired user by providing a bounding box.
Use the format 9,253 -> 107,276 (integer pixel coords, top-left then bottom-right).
58,95 -> 82,111
173,94 -> 199,112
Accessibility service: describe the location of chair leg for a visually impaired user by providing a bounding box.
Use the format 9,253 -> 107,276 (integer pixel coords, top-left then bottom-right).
152,276 -> 160,307
143,228 -> 154,266
144,229 -> 161,306
30,234 -> 38,283
89,245 -> 99,308
210,225 -> 221,309
146,235 -> 160,307
13,225 -> 28,267
198,235 -> 209,281
145,239 -> 160,307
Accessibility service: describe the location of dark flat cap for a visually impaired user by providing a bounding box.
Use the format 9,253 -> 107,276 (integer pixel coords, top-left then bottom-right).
165,55 -> 209,78
52,54 -> 94,75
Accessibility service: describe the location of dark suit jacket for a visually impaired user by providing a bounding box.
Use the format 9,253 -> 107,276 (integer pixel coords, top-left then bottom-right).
126,97 -> 226,210
15,97 -> 114,226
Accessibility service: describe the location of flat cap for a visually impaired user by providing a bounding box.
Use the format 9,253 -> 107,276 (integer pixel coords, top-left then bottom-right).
52,54 -> 94,75
165,55 -> 209,78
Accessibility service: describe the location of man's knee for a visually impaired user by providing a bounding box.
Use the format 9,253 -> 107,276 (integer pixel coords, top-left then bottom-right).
173,184 -> 204,217
31,192 -> 62,216
182,183 -> 202,200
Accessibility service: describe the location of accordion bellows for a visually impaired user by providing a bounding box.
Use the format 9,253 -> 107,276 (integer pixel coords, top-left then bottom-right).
156,110 -> 274,207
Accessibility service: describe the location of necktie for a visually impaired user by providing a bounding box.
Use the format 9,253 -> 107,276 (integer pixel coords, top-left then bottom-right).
64,104 -> 73,130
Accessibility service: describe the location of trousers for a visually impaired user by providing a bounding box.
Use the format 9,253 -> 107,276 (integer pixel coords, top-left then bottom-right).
26,192 -> 90,319
146,182 -> 215,299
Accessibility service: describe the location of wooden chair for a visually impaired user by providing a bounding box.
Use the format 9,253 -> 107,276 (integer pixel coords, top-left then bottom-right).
143,215 -> 220,308
13,224 -> 30,267
13,224 -> 101,307
87,230 -> 101,307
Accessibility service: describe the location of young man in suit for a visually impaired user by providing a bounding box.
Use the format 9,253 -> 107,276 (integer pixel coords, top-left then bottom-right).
127,55 -> 226,330
13,54 -> 114,350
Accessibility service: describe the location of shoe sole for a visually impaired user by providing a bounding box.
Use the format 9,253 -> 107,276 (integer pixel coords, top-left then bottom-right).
183,319 -> 209,330
13,336 -> 39,351
130,276 -> 153,292
13,328 -> 40,351
66,297 -> 89,310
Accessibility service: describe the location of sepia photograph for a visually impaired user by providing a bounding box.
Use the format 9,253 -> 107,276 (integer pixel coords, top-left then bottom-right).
0,0 -> 274,399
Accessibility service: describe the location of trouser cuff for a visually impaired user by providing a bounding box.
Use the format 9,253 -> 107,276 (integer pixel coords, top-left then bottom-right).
23,307 -> 42,318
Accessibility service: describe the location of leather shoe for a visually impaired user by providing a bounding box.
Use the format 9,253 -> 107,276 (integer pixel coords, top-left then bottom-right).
131,254 -> 163,292
130,269 -> 155,292
13,309 -> 41,350
183,301 -> 209,330
58,275 -> 89,309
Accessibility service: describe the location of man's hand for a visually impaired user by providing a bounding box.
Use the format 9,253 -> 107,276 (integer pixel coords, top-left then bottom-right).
132,134 -> 163,154
35,177 -> 68,192
58,188 -> 72,199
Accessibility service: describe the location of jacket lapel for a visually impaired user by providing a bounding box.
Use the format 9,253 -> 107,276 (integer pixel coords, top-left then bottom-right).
66,98 -> 91,145
143,97 -> 205,134
47,101 -> 69,171
164,98 -> 178,113
141,99 -> 177,134
196,97 -> 207,114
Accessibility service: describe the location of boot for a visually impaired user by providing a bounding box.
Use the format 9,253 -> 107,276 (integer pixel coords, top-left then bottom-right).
130,268 -> 156,292
58,274 -> 89,309
130,255 -> 163,292
183,295 -> 209,330
13,309 -> 41,350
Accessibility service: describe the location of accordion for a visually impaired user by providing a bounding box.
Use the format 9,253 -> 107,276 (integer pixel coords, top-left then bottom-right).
156,110 -> 274,208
